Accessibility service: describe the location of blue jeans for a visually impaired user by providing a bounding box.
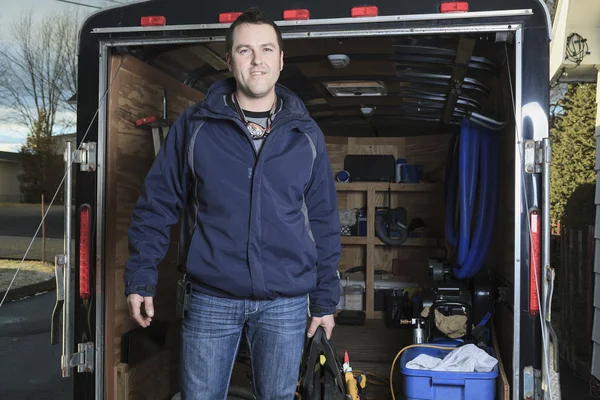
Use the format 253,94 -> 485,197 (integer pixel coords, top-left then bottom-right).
180,291 -> 308,400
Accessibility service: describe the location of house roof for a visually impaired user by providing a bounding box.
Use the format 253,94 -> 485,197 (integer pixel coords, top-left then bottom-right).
0,151 -> 20,163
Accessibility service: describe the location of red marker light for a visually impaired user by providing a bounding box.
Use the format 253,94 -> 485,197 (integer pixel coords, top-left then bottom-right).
219,12 -> 242,23
529,209 -> 541,316
351,6 -> 378,18
79,205 -> 91,300
440,2 -> 469,13
283,9 -> 310,20
140,16 -> 166,26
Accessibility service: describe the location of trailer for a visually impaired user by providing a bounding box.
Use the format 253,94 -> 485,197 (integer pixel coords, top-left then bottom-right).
54,0 -> 557,398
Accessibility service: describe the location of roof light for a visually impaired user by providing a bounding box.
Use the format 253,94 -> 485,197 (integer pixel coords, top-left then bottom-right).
440,2 -> 469,13
219,12 -> 242,23
140,16 -> 166,27
351,6 -> 378,18
283,9 -> 310,20
323,81 -> 387,97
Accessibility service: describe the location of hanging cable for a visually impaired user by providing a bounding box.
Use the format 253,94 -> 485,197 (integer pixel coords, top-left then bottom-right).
0,57 -> 125,308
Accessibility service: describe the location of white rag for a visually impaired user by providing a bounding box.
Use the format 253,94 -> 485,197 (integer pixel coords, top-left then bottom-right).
405,344 -> 498,373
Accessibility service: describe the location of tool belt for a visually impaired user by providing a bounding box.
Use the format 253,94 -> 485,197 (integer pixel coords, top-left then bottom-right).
298,327 -> 347,400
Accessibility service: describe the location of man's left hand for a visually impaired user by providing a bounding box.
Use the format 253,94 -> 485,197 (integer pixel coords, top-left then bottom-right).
307,314 -> 335,339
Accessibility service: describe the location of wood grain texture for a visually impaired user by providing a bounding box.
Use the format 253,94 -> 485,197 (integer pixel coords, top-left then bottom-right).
327,135 -> 448,318
492,321 -> 511,400
116,351 -> 172,400
105,54 -> 205,400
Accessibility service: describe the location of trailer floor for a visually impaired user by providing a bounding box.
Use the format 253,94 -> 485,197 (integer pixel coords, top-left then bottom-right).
1,292 -> 597,400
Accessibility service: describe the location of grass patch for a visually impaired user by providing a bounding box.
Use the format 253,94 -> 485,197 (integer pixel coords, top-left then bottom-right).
0,202 -> 41,208
0,259 -> 54,293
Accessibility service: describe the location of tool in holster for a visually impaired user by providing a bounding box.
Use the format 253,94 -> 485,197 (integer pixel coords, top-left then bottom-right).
176,273 -> 192,319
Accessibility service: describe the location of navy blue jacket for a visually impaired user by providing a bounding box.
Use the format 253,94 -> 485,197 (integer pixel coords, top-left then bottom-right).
123,78 -> 341,316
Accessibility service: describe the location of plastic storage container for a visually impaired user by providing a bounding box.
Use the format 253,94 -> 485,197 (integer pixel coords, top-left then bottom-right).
400,345 -> 498,400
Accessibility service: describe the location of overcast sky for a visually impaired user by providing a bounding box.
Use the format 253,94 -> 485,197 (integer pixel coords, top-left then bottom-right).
0,0 -> 134,152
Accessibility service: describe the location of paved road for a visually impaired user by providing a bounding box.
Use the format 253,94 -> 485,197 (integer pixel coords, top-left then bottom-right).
0,291 -> 73,400
0,205 -> 68,239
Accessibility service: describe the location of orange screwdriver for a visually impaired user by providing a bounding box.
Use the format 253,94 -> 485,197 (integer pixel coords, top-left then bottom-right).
343,351 -> 359,400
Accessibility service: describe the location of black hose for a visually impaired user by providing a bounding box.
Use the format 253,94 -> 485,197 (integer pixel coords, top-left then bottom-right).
375,213 -> 408,246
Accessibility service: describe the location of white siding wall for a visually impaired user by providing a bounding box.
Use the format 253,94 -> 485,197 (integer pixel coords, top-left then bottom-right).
0,161 -> 22,203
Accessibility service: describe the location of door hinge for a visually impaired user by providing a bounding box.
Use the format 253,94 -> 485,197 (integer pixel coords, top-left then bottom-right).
523,366 -> 542,400
63,342 -> 94,373
524,140 -> 544,174
72,142 -> 97,172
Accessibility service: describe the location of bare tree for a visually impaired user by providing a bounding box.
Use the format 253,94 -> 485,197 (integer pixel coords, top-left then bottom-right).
0,9 -> 79,136
0,8 -> 81,202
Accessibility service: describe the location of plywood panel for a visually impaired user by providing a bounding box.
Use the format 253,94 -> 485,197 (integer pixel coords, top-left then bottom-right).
339,246 -> 366,273
348,137 -> 406,160
405,133 -> 453,182
116,351 -> 172,400
325,136 -> 348,177
105,54 -> 205,400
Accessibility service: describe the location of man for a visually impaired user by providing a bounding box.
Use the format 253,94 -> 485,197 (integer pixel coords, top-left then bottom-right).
123,7 -> 341,400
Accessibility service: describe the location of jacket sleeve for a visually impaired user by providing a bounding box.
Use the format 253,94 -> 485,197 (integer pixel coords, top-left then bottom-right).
123,112 -> 191,297
304,128 -> 342,317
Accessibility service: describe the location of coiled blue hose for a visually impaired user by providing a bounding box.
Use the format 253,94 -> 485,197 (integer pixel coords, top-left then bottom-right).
446,118 -> 499,280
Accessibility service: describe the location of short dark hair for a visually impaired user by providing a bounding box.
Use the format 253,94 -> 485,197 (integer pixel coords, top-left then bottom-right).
225,7 -> 283,55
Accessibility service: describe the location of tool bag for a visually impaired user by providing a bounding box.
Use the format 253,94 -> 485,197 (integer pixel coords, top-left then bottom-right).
298,327 -> 347,400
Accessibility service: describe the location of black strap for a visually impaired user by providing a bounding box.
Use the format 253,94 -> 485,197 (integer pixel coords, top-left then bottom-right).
299,327 -> 346,399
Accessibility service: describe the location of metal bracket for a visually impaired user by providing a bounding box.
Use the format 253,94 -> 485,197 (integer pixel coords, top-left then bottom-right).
524,140 -> 543,174
442,37 -> 476,124
64,342 -> 94,373
51,254 -> 66,345
72,142 -> 97,172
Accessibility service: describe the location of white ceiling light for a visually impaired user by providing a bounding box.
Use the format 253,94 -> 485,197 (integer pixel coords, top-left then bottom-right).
322,81 -> 388,97
328,54 -> 350,68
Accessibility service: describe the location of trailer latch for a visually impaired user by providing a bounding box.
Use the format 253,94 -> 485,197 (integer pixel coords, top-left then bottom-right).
524,140 -> 543,174
65,342 -> 94,373
72,142 -> 97,172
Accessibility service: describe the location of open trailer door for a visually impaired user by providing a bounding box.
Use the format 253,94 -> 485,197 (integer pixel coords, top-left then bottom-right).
70,1 -> 555,399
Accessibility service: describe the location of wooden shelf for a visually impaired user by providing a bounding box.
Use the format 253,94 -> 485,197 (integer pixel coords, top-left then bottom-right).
375,237 -> 438,247
340,236 -> 368,245
335,178 -> 441,320
335,182 -> 439,192
340,236 -> 438,247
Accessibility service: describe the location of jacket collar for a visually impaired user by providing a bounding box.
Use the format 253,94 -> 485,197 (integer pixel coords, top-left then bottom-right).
198,77 -> 312,124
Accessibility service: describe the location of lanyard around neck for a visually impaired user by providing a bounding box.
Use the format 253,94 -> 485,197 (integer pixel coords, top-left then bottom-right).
231,93 -> 277,139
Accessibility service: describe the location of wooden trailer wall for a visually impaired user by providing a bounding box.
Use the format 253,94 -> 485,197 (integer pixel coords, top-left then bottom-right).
104,54 -> 205,400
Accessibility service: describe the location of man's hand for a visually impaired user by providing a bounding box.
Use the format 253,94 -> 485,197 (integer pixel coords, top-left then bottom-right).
127,294 -> 154,328
307,314 -> 335,339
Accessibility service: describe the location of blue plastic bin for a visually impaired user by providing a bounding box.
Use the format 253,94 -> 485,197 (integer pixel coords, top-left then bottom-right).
400,345 -> 498,400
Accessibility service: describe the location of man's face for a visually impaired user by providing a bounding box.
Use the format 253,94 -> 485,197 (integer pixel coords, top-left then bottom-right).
227,23 -> 284,101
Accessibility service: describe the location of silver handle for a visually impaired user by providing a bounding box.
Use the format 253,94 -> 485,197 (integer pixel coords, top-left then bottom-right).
541,138 -> 553,394
51,255 -> 65,345
61,141 -> 74,378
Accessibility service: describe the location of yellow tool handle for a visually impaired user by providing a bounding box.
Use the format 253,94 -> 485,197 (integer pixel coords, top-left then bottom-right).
345,371 -> 359,400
